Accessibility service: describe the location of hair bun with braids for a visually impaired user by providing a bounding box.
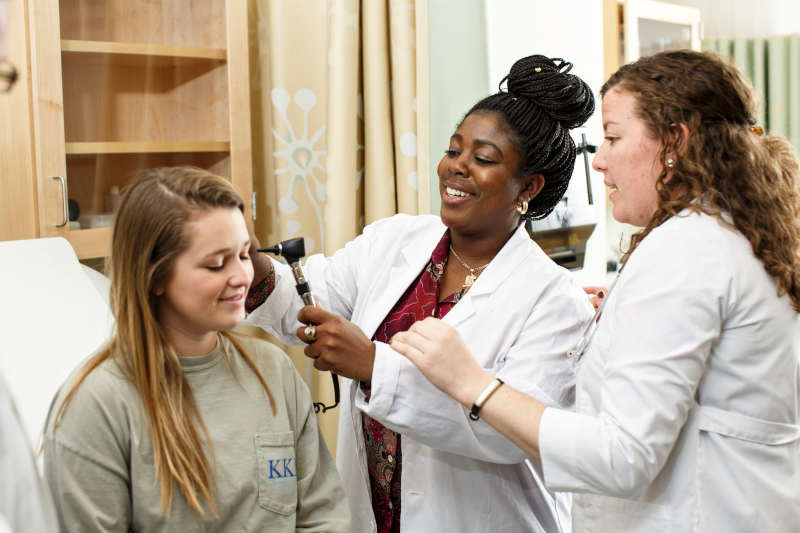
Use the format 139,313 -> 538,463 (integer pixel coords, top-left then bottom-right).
465,54 -> 595,219
503,55 -> 595,130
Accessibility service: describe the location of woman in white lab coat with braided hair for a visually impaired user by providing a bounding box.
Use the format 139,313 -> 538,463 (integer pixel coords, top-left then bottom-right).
392,49 -> 800,532
246,54 -> 597,533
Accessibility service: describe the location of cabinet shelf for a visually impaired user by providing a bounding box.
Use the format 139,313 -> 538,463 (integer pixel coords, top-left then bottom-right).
65,141 -> 231,155
8,1 -> 253,259
61,39 -> 226,67
64,227 -> 112,260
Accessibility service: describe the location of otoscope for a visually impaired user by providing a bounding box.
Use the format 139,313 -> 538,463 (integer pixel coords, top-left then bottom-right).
257,237 -> 340,413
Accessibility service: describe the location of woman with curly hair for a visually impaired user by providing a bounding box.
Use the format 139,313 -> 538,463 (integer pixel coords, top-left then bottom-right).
392,49 -> 800,531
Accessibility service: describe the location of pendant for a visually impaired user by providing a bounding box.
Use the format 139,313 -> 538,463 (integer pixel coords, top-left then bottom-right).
463,271 -> 477,288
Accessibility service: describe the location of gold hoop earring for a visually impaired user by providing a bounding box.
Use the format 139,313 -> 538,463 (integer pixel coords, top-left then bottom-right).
516,199 -> 528,215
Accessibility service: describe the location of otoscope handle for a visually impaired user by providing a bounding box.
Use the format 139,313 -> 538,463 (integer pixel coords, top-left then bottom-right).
289,262 -> 316,307
258,237 -> 339,413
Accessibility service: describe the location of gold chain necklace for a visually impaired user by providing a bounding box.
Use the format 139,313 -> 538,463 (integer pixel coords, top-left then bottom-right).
449,245 -> 491,289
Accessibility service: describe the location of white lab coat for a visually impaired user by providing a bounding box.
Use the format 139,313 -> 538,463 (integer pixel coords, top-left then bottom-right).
539,210 -> 800,532
0,374 -> 58,533
248,214 -> 593,533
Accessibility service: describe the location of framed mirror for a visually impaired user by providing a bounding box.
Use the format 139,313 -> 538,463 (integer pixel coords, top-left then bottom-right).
624,0 -> 702,62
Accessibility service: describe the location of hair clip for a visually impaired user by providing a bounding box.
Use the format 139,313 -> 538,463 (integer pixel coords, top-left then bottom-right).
749,125 -> 764,136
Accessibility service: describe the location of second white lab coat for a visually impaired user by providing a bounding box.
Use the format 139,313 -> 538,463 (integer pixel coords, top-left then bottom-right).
0,374 -> 58,533
248,214 -> 593,533
539,210 -> 800,532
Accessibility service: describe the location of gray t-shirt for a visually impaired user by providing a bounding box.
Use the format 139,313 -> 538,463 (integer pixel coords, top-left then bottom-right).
43,332 -> 349,532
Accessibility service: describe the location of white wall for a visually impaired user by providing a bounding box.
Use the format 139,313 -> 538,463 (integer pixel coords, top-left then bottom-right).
484,0 -> 608,285
427,0 -> 490,216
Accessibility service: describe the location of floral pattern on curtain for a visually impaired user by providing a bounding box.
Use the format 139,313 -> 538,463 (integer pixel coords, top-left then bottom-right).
247,0 -> 425,452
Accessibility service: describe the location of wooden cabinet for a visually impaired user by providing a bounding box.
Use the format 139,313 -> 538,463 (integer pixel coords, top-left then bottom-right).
2,0 -> 252,258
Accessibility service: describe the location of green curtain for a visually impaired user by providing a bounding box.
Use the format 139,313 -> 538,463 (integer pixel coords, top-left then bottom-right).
703,36 -> 800,152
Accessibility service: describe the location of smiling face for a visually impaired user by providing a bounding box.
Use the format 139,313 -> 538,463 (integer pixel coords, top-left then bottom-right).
437,111 -> 533,239
155,207 -> 253,351
593,87 -> 664,227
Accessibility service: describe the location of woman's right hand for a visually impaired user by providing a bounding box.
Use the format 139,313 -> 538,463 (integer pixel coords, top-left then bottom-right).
390,318 -> 494,408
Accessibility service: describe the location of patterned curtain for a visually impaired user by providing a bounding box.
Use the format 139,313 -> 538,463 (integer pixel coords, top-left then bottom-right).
248,0 -> 424,452
704,35 -> 800,151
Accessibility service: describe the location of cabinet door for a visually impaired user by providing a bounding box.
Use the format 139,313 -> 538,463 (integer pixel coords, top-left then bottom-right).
29,0 -> 70,240
0,0 -> 39,242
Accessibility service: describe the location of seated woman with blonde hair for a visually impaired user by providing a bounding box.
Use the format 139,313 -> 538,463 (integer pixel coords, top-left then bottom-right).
43,167 -> 350,532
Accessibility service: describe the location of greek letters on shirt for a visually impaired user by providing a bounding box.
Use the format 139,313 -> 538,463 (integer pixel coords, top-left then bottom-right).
267,458 -> 295,479
255,432 -> 298,514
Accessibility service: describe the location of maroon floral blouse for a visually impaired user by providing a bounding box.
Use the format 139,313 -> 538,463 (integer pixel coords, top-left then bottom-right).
363,230 -> 464,533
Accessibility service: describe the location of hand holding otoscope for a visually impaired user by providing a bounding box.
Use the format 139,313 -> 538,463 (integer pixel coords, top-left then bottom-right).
257,237 -> 340,413
258,238 -> 315,306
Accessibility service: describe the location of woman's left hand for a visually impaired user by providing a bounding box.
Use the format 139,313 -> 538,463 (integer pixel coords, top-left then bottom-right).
297,306 -> 375,382
583,285 -> 607,310
390,318 -> 492,408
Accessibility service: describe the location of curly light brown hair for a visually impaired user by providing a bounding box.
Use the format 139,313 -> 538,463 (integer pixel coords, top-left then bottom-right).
603,50 -> 800,311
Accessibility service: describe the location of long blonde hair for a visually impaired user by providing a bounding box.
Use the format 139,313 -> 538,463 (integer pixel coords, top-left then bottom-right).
603,50 -> 800,311
55,167 -> 276,514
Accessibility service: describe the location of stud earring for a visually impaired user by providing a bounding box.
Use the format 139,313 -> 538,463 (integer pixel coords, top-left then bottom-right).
516,199 -> 528,215
666,158 -> 675,168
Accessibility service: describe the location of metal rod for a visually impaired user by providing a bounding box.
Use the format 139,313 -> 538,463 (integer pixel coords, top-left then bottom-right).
581,133 -> 594,205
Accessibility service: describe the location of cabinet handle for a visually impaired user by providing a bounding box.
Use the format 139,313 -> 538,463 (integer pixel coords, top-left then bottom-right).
53,175 -> 68,227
